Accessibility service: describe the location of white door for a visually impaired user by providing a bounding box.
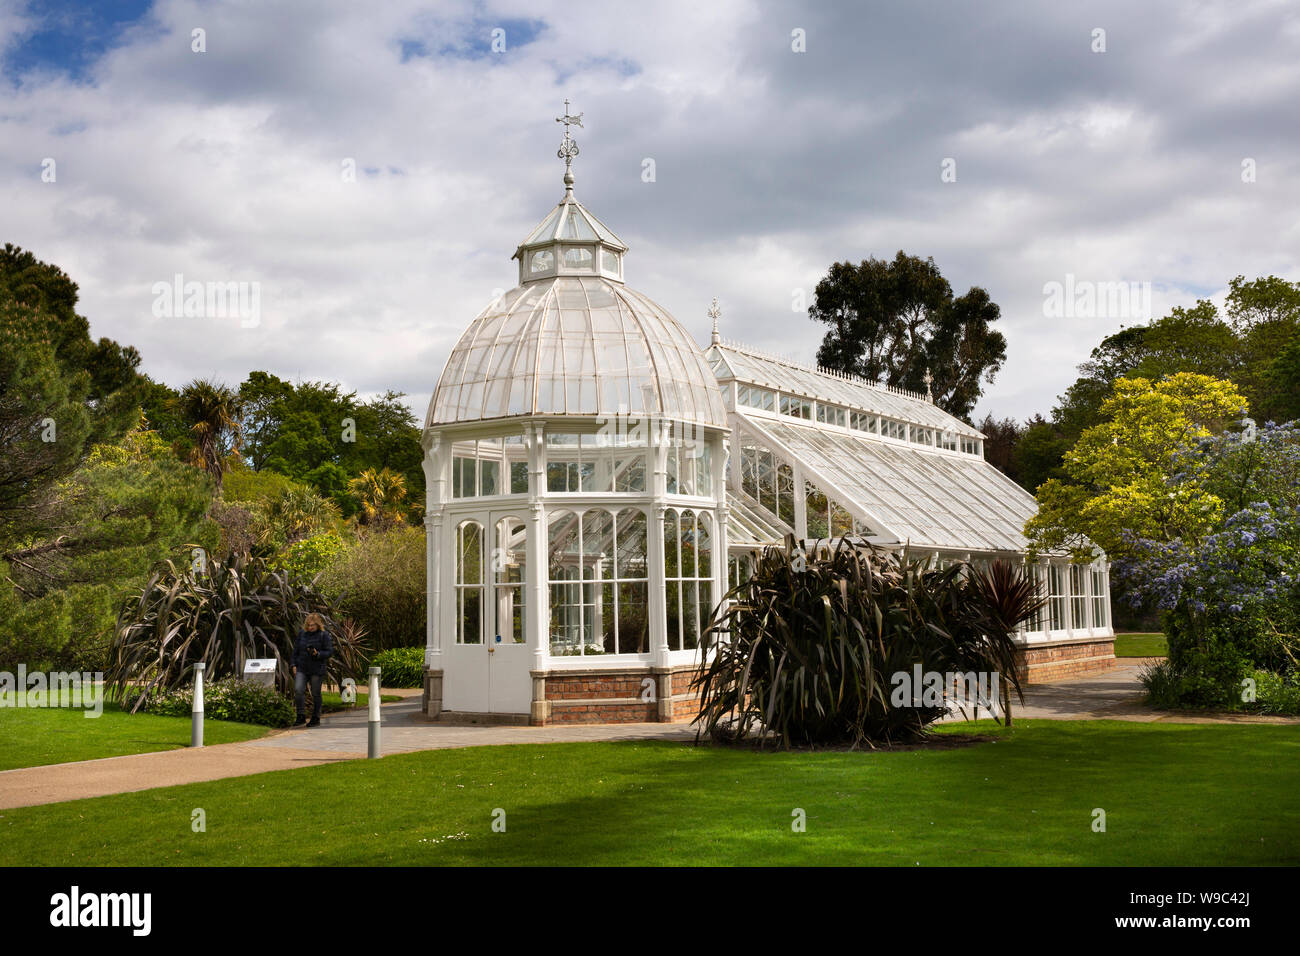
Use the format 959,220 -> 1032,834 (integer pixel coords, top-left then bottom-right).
445,513 -> 532,715
487,513 -> 533,713
446,518 -> 490,713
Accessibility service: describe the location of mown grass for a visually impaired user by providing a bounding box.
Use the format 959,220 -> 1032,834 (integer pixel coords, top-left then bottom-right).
1,720 -> 1296,866
0,701 -> 268,771
1113,632 -> 1167,657
319,691 -> 400,713
0,691 -> 402,770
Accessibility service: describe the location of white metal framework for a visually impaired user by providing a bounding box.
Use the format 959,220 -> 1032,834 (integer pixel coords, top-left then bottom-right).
423,138 -> 1112,720
423,162 -> 731,719
706,340 -> 1112,646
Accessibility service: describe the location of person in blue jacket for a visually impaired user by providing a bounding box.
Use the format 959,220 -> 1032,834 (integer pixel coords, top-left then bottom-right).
292,613 -> 333,727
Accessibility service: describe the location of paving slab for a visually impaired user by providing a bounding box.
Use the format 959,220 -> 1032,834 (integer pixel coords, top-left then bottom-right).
1015,662 -> 1153,720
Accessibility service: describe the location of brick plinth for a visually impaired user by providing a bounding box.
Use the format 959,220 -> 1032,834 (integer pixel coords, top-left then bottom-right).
1015,637 -> 1117,683
539,666 -> 703,725
423,638 -> 1115,725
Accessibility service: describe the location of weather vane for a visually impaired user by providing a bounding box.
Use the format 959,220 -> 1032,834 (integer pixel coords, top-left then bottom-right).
556,100 -> 583,186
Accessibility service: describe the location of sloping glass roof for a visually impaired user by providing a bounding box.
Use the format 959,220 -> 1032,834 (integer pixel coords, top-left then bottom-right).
727,494 -> 788,549
740,413 -> 1039,553
516,197 -> 627,252
429,276 -> 728,428
708,343 -> 982,438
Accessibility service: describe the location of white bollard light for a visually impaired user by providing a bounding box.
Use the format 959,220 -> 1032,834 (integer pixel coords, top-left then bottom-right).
368,666 -> 381,759
191,662 -> 205,748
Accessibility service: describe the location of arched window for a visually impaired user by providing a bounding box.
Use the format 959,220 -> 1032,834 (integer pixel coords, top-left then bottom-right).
1049,565 -> 1068,630
1091,565 -> 1108,629
611,508 -> 648,654
494,516 -> 527,644
455,521 -> 484,644
1070,564 -> 1088,629
664,509 -> 714,651
547,510 -> 582,654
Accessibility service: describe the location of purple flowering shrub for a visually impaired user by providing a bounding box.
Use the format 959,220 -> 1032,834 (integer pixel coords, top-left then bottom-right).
1115,422 -> 1300,711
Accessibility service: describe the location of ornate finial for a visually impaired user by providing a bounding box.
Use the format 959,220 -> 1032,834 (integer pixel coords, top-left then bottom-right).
922,368 -> 934,402
707,297 -> 722,345
556,99 -> 583,198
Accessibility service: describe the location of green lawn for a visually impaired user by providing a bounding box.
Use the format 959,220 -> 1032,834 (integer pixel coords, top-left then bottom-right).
0,692 -> 401,771
0,702 -> 269,771
320,691 -> 401,713
1113,632 -> 1167,657
2,720 -> 1296,866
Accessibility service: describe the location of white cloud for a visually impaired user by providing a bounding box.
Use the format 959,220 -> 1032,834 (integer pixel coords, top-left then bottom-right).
1,0 -> 1297,427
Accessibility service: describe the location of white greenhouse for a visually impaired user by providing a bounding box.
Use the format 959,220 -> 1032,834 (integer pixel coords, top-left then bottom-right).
418,122 -> 1114,726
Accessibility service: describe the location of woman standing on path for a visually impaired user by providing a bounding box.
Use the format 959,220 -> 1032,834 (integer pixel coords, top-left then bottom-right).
292,613 -> 333,727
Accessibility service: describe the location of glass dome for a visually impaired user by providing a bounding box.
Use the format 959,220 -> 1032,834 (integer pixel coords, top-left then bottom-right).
429,274 -> 728,428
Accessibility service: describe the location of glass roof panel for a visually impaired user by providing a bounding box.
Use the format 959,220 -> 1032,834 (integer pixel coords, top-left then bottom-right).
740,414 -> 1038,553
560,207 -> 598,239
727,494 -> 787,548
522,207 -> 563,245
516,198 -> 627,252
576,204 -> 625,247
707,343 -> 981,439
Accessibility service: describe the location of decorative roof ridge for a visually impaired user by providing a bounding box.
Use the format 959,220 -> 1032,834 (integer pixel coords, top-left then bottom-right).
716,338 -> 931,402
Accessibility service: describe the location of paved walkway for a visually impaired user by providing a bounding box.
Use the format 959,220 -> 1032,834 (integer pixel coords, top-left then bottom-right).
2,663 -> 1295,810
1017,662 -> 1152,720
1018,661 -> 1300,724
246,698 -> 692,757
0,699 -> 691,810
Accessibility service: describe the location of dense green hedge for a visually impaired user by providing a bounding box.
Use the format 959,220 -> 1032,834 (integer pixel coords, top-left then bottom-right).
124,678 -> 296,727
1141,611 -> 1300,714
370,646 -> 425,688
319,527 -> 426,651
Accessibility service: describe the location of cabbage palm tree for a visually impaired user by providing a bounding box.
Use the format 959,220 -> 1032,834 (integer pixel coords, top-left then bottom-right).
174,379 -> 243,490
348,467 -> 408,528
256,485 -> 341,547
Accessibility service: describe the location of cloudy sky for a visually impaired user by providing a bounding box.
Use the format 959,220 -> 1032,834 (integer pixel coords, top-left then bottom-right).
2,0 -> 1297,425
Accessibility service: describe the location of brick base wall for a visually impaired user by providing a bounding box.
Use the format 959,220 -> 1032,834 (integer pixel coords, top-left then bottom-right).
425,640 -> 1116,726
670,669 -> 703,721
548,700 -> 658,723
1015,637 -> 1117,683
540,667 -> 703,726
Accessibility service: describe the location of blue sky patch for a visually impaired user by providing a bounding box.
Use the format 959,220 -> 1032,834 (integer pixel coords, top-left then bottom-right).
552,54 -> 640,84
2,0 -> 155,85
398,16 -> 546,63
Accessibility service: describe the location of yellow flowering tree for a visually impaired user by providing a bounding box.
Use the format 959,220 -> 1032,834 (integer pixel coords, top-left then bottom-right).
1025,373 -> 1248,561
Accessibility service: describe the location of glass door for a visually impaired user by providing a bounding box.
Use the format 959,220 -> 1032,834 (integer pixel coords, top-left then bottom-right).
488,512 -> 532,713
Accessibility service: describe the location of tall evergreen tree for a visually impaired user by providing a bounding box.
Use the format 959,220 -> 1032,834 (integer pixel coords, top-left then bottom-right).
0,244 -> 141,445
0,289 -> 94,543
810,251 -> 1007,421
